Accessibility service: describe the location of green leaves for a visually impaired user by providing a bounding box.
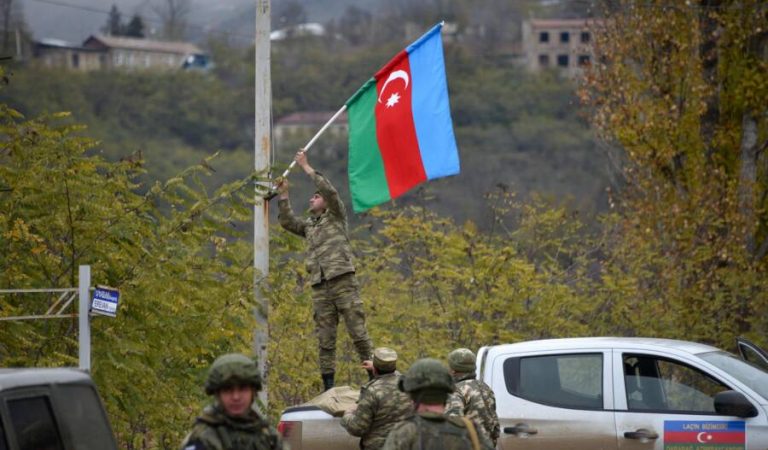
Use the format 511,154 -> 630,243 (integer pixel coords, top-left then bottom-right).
0,90 -> 258,447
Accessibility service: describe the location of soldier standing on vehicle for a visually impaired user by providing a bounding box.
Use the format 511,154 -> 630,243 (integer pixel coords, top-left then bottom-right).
382,358 -> 494,450
277,150 -> 374,391
445,348 -> 501,446
180,353 -> 283,450
340,347 -> 413,450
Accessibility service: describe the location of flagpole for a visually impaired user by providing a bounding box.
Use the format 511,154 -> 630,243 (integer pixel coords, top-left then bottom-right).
278,104 -> 348,179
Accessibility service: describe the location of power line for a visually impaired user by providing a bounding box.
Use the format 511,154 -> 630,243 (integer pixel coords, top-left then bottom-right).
28,0 -> 257,44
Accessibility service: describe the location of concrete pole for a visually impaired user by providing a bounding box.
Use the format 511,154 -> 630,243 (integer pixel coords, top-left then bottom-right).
254,0 -> 271,407
78,265 -> 91,371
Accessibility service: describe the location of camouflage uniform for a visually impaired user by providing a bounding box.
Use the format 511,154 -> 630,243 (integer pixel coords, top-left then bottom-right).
381,412 -> 494,450
278,172 -> 373,374
382,358 -> 494,450
180,405 -> 281,450
445,348 -> 500,446
340,348 -> 413,450
445,375 -> 500,446
180,353 -> 283,450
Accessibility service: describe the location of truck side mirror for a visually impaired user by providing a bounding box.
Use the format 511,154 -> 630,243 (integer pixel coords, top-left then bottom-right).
714,390 -> 758,418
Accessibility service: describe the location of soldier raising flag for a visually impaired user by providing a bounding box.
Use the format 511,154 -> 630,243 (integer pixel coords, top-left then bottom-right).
277,150 -> 374,391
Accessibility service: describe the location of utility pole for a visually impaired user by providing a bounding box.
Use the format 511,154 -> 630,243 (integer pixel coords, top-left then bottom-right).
254,0 -> 271,406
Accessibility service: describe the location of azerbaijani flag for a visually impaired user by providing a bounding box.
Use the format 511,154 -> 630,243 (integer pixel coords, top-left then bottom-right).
664,421 -> 746,449
345,22 -> 460,213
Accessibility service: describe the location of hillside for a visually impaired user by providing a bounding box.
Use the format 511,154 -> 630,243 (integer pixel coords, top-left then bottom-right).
1,20 -> 611,229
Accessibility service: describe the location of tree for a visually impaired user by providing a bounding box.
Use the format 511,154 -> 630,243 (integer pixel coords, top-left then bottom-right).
275,0 -> 307,30
102,4 -> 122,36
154,0 -> 191,40
124,14 -> 146,38
0,66 -> 269,447
0,0 -> 26,53
580,0 -> 768,348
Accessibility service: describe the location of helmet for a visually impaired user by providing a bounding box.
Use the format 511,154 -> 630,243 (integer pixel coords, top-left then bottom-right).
204,353 -> 262,395
398,358 -> 454,394
448,348 -> 476,373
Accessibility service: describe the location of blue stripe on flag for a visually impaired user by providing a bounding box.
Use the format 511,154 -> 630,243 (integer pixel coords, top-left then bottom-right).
407,23 -> 460,180
664,421 -> 745,432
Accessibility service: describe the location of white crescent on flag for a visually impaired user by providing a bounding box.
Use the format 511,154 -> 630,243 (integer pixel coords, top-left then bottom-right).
697,432 -> 713,443
378,70 -> 410,107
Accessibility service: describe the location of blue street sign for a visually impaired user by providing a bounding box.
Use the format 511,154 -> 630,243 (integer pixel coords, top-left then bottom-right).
91,286 -> 120,317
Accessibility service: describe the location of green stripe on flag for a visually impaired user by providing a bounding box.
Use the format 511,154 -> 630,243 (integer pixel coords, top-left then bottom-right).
347,78 -> 390,212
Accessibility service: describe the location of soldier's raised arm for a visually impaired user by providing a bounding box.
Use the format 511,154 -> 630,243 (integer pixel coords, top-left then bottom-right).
295,150 -> 346,219
277,178 -> 307,237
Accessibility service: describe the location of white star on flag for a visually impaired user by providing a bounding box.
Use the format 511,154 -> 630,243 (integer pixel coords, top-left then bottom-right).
386,92 -> 401,108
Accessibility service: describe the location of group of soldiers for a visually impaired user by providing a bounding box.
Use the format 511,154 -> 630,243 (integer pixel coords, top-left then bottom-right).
342,346 -> 500,450
181,348 -> 500,450
181,152 -> 500,449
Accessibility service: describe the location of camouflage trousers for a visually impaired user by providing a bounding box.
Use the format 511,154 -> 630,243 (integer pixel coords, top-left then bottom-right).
311,272 -> 373,374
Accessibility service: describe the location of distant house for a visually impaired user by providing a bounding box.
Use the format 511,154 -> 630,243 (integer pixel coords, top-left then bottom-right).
274,110 -> 349,141
522,19 -> 600,76
34,38 -> 104,71
33,34 -> 208,71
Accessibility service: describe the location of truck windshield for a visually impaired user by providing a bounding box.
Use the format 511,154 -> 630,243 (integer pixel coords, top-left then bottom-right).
699,351 -> 768,400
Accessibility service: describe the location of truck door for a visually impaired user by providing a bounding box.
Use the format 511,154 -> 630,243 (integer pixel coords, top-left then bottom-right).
493,351 -> 617,450
613,350 -> 768,450
1,388 -> 66,450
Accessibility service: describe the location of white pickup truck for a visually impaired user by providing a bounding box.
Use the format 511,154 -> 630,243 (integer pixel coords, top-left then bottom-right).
279,337 -> 768,450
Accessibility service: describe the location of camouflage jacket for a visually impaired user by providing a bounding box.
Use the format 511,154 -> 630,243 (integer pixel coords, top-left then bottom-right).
340,372 -> 413,450
381,412 -> 494,450
445,374 -> 500,445
278,172 -> 355,285
180,404 -> 283,450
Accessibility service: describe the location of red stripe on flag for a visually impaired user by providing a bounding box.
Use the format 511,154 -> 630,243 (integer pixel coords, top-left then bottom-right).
374,50 -> 426,199
665,431 -> 746,444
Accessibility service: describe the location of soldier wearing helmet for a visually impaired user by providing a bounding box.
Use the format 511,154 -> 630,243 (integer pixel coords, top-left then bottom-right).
445,348 -> 500,446
180,353 -> 283,450
341,347 -> 412,449
382,358 -> 494,450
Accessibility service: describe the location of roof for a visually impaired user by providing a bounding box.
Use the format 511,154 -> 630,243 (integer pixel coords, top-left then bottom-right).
36,38 -> 79,48
485,337 -> 721,356
526,18 -> 601,29
83,35 -> 204,55
0,368 -> 94,391
276,111 -> 348,126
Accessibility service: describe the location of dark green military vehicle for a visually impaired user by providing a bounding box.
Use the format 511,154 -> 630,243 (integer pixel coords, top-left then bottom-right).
0,368 -> 118,450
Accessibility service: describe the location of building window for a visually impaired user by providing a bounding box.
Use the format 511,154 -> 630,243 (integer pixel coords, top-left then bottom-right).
71,53 -> 79,68
578,55 -> 591,66
539,31 -> 549,43
560,32 -> 570,43
538,54 -> 550,67
557,54 -> 569,67
581,32 -> 590,43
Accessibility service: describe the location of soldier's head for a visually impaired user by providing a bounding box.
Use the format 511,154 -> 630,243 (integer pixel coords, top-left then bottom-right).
372,347 -> 398,375
309,190 -> 327,214
447,348 -> 476,377
205,353 -> 262,417
398,358 -> 454,406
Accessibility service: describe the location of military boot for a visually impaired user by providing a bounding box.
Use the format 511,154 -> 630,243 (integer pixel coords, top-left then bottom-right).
322,372 -> 335,391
